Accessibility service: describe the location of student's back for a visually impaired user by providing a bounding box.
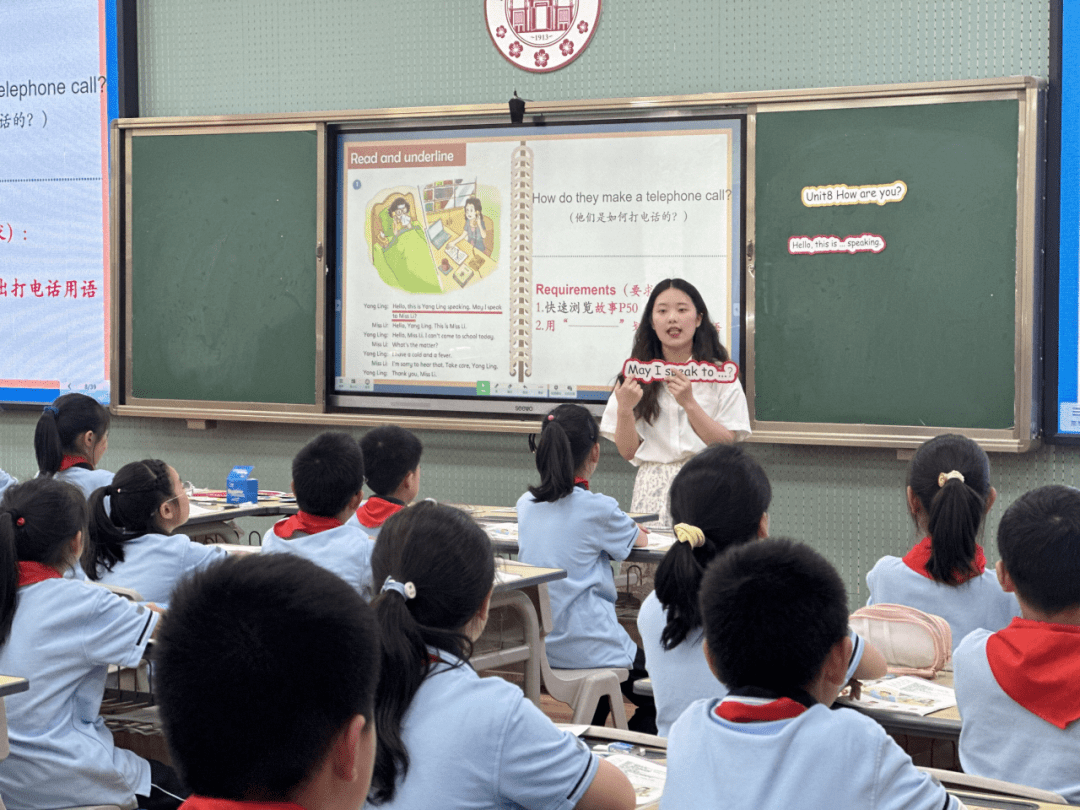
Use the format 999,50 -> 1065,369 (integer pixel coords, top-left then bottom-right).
636,444 -> 771,736
663,539 -> 956,810
261,431 -> 375,599
82,460 -> 227,606
954,485 -> 1080,802
350,425 -> 422,537
34,393 -> 114,498
366,501 -> 635,810
0,478 -> 166,810
867,433 -> 1018,650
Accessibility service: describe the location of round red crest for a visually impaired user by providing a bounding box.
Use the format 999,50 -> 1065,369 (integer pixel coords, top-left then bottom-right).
485,0 -> 601,73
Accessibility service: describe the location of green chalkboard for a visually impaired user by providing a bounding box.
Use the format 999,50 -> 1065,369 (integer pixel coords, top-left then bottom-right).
753,100 -> 1019,430
128,129 -> 319,406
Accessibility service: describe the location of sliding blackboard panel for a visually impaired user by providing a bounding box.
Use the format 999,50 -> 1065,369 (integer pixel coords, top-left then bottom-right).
127,128 -> 319,406
753,100 -> 1019,431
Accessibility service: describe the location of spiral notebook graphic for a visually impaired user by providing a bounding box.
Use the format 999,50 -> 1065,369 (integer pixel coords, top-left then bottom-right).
510,141 -> 534,383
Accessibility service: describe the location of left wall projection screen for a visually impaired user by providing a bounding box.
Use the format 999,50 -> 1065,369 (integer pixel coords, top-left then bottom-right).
0,0 -> 116,404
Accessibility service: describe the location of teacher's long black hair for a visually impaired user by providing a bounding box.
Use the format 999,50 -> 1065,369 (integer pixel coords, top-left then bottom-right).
368,501 -> 494,805
619,278 -> 729,425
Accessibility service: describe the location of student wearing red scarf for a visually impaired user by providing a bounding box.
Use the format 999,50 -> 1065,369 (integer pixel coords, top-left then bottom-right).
955,485 -> 1080,802
262,431 -> 375,601
349,425 -> 422,538
866,433 -> 1019,651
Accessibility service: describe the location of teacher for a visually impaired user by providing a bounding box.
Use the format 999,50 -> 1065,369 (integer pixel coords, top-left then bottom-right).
599,278 -> 751,527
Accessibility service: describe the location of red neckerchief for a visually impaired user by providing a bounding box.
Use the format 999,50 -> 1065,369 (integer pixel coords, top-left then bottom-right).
17,561 -> 62,587
179,796 -> 306,810
58,455 -> 92,472
715,695 -> 809,722
986,617 -> 1080,729
355,496 -> 404,529
901,536 -> 986,584
272,511 -> 342,540
573,477 -> 590,490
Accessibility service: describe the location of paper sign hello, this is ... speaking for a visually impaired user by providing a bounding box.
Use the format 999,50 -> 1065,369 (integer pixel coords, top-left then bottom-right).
622,359 -> 740,384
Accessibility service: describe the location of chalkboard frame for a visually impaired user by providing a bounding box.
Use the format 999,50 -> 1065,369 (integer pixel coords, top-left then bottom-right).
744,79 -> 1043,452
110,79 -> 1042,444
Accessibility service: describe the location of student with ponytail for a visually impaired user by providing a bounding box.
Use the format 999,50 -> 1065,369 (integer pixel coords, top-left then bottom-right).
867,433 -> 1020,651
83,459 -> 228,606
516,404 -> 655,733
34,392 -> 113,497
367,501 -> 634,810
640,444 -> 885,737
0,478 -> 186,809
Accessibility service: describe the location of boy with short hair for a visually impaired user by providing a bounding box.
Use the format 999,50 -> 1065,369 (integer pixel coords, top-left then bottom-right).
262,431 -> 376,599
662,538 -> 958,810
954,484 -> 1080,802
350,425 -> 422,537
155,554 -> 380,810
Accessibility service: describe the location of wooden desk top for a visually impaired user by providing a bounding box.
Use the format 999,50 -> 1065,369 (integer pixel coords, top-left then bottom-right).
839,671 -> 960,739
494,560 -> 566,593
0,675 -> 28,699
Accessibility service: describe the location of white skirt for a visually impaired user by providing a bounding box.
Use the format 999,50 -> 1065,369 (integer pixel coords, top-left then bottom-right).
630,460 -> 686,529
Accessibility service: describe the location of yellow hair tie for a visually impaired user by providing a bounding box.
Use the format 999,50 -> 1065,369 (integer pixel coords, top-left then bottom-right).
937,470 -> 965,487
673,523 -> 705,549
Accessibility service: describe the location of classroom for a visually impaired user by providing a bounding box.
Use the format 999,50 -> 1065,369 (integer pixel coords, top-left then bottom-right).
3,2 -> 1080,808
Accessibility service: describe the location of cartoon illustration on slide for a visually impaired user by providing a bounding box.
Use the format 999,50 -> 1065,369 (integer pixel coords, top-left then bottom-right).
366,182 -> 500,294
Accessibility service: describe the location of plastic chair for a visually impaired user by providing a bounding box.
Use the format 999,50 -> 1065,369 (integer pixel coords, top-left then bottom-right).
919,766 -> 1068,804
533,584 -> 630,729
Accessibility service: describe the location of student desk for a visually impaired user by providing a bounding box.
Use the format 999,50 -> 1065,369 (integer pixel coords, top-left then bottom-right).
840,672 -> 961,744
477,561 -> 567,707
179,495 -> 299,544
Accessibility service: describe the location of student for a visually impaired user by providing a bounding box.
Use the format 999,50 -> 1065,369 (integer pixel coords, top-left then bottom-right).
663,538 -> 959,810
954,485 -> 1080,802
639,445 -> 885,737
517,403 -> 655,732
367,500 -> 634,810
599,278 -> 750,526
81,459 -> 228,606
350,425 -> 422,537
866,433 -> 1019,650
34,392 -> 113,497
155,554 -> 380,810
262,431 -> 376,600
0,478 -> 185,810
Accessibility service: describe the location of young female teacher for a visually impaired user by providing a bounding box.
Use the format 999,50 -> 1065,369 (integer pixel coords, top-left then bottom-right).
599,278 -> 750,526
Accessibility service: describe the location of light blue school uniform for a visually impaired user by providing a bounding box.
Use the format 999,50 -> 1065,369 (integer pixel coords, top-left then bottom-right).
364,651 -> 599,810
663,696 -> 957,810
639,589 -> 869,737
0,577 -> 158,809
95,531 -> 229,606
55,466 -> 114,498
516,487 -> 639,669
866,555 -> 1020,651
0,468 -> 16,497
261,522 -> 375,601
344,509 -> 382,539
955,628 -> 1080,803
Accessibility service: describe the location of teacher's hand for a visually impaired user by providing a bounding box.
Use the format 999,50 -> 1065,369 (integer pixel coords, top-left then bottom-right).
613,377 -> 643,410
667,369 -> 696,408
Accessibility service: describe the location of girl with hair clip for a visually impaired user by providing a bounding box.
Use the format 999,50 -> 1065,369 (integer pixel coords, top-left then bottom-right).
516,404 -> 656,733
367,501 -> 635,810
34,392 -> 113,497
867,433 -> 1021,651
637,444 -> 886,737
599,278 -> 750,527
82,459 -> 228,607
0,478 -> 187,810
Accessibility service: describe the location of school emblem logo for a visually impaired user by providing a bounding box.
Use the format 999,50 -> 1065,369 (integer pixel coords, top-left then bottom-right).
485,0 -> 601,73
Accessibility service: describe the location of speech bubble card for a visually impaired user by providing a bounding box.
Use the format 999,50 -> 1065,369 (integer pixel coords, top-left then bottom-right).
622,358 -> 740,383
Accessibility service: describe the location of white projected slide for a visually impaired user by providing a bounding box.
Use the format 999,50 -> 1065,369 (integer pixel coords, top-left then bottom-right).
0,0 -> 112,404
336,120 -> 742,404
